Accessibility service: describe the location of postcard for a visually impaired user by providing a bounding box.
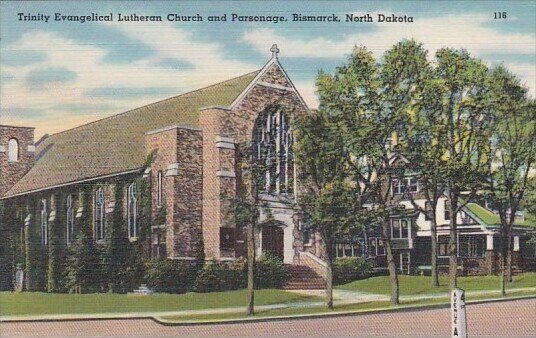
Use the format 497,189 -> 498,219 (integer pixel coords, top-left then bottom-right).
1,1 -> 534,337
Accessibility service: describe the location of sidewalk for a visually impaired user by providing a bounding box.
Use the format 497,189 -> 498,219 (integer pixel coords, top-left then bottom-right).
2,287 -> 534,323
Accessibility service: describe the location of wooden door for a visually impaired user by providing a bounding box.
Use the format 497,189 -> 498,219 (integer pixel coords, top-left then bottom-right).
262,225 -> 284,260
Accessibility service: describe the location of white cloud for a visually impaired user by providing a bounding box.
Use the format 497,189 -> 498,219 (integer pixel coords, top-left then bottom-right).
242,15 -> 535,58
1,24 -> 258,137
242,14 -> 535,97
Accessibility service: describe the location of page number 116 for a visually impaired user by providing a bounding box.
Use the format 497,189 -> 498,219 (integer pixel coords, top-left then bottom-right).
494,12 -> 507,19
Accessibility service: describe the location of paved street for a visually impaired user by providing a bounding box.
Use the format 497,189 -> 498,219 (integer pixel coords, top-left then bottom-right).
1,298 -> 534,337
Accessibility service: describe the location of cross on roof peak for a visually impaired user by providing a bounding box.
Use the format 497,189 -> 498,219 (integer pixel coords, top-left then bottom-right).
270,44 -> 280,59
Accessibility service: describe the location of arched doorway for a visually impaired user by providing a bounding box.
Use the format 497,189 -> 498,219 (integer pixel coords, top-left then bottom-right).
261,223 -> 284,260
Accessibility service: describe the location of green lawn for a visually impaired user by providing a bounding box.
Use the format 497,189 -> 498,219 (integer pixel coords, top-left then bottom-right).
159,290 -> 535,323
0,289 -> 317,316
337,273 -> 536,296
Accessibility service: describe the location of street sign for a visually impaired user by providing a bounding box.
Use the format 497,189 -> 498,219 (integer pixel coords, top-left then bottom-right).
451,287 -> 468,337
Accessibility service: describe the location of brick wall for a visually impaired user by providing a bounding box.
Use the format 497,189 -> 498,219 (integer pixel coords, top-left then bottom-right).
145,125 -> 203,258
200,63 -> 308,261
0,126 -> 35,197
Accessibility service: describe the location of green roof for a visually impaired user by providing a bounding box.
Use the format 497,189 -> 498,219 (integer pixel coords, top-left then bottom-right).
465,203 -> 536,228
4,71 -> 259,197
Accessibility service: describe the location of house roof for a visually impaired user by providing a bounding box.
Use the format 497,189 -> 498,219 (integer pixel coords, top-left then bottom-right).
4,71 -> 259,198
464,203 -> 536,229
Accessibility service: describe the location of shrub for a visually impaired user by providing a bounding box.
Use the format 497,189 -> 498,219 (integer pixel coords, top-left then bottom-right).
194,261 -> 245,293
254,252 -> 289,289
332,257 -> 375,285
144,258 -> 199,293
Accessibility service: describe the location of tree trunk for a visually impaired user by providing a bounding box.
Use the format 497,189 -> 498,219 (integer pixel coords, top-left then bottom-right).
448,196 -> 458,290
499,230 -> 506,297
506,227 -> 513,283
325,261 -> 333,310
246,217 -> 255,316
430,216 -> 439,287
382,219 -> 399,305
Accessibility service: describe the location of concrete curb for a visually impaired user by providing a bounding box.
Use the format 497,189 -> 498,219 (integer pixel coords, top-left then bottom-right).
153,295 -> 536,326
2,294 -> 534,325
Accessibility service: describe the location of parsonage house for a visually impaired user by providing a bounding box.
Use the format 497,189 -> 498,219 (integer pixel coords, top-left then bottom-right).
1,46 -> 535,292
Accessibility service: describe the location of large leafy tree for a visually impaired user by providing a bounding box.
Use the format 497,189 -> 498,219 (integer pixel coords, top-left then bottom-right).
485,67 -> 535,295
400,66 -> 448,288
295,109 -> 361,309
433,48 -> 493,289
314,41 -> 432,305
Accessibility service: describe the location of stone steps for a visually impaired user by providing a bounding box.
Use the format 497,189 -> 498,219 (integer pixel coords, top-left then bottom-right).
283,264 -> 326,290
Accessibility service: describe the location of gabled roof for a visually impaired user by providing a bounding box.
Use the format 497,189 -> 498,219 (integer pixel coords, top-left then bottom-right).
4,71 -> 259,198
464,203 -> 536,229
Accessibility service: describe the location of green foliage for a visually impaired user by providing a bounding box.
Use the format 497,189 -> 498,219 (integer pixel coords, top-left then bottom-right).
47,193 -> 65,293
64,189 -> 101,293
254,252 -> 289,289
333,257 -> 375,285
194,261 -> 246,293
144,258 -> 199,293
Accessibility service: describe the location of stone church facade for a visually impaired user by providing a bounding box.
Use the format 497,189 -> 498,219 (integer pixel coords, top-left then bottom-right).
0,47 -> 319,287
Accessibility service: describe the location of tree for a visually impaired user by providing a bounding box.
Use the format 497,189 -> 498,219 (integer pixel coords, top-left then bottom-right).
485,67 -> 535,295
228,141 -> 263,316
400,72 -> 448,288
295,109 -> 361,309
433,48 -> 493,289
315,41 -> 432,305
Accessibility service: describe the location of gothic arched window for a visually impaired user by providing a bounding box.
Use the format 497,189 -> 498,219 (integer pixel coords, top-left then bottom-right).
66,194 -> 75,245
8,138 -> 19,162
94,187 -> 105,241
40,199 -> 48,246
127,183 -> 138,239
253,107 -> 294,194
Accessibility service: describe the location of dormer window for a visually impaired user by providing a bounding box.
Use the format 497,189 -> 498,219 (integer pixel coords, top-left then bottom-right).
392,176 -> 419,195
8,138 -> 19,162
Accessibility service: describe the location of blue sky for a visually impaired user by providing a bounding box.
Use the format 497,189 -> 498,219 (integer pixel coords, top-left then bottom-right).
1,1 -> 534,138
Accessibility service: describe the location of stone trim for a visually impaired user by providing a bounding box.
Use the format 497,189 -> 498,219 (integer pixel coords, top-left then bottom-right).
258,81 -> 294,91
216,170 -> 236,178
75,206 -> 84,218
27,145 -> 35,152
215,136 -> 235,144
215,136 -> 235,150
165,162 -> 180,177
105,201 -> 115,213
199,106 -> 232,111
145,124 -> 201,135
48,210 -> 56,222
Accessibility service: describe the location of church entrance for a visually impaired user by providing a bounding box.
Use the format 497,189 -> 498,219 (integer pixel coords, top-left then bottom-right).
261,224 -> 284,260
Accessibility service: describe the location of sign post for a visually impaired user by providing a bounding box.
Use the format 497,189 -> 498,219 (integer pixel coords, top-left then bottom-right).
451,287 -> 468,337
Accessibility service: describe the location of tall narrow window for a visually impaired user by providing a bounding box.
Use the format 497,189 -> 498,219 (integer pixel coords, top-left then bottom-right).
40,199 -> 48,245
424,201 -> 433,221
128,183 -> 138,239
253,107 -> 294,194
8,138 -> 19,162
444,200 -> 451,221
391,219 -> 401,239
157,171 -> 163,206
94,188 -> 105,241
66,194 -> 75,245
401,220 -> 409,238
